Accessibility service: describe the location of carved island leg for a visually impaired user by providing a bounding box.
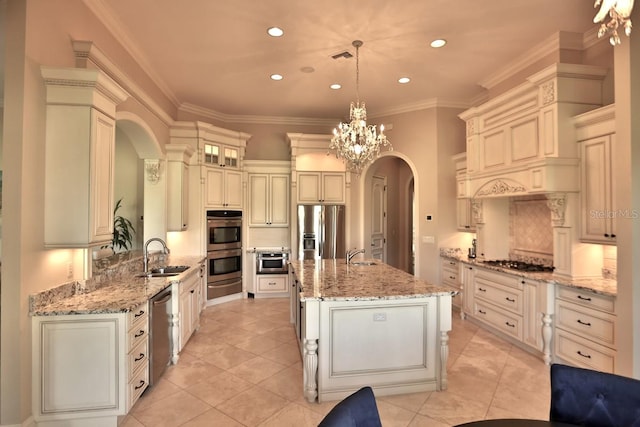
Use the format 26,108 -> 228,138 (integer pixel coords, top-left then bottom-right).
440,331 -> 450,390
304,338 -> 318,403
541,312 -> 553,365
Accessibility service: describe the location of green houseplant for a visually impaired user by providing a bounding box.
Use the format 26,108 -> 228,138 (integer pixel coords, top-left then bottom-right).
106,198 -> 136,253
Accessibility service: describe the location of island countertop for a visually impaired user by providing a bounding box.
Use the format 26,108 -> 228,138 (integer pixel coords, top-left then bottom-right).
289,258 -> 453,301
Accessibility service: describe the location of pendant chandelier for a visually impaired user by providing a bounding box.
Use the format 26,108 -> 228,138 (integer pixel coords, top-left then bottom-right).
329,40 -> 392,175
593,0 -> 634,45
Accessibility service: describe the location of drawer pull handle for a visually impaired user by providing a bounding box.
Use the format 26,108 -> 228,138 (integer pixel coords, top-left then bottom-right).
449,261 -> 455,265
134,330 -> 145,338
577,319 -> 592,327
505,321 -> 515,328
191,289 -> 195,294
134,353 -> 145,362
577,295 -> 592,302
134,310 -> 145,318
269,282 -> 277,285
577,350 -> 592,359
449,276 -> 456,280
505,297 -> 515,303
478,287 -> 487,292
478,309 -> 487,315
134,380 -> 146,390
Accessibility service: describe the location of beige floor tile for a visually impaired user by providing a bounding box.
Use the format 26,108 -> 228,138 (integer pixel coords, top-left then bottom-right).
131,378 -> 182,414
408,413 -> 452,427
449,352 -> 505,383
180,407 -> 245,427
234,333 -> 284,354
258,402 -> 325,427
445,370 -> 499,404
258,364 -> 304,401
378,391 -> 431,413
162,353 -> 224,389
227,355 -> 288,384
418,390 -> 488,425
132,390 -> 211,427
377,399 -> 420,427
200,344 -> 259,370
184,371 -> 254,407
215,386 -> 289,426
261,341 -> 303,366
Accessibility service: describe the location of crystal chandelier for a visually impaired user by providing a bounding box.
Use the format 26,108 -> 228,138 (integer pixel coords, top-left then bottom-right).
329,40 -> 392,175
594,0 -> 634,45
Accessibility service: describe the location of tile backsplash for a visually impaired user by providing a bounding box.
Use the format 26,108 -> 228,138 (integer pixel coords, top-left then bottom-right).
509,196 -> 554,266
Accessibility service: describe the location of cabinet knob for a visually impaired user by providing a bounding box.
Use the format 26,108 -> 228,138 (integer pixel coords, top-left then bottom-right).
611,234 -> 616,238
604,233 -> 610,237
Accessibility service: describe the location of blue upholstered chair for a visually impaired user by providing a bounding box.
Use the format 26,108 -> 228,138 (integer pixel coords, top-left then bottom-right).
550,363 -> 640,427
318,386 -> 382,427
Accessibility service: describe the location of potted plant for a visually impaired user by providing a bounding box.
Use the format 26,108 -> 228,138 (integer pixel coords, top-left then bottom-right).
105,198 -> 136,253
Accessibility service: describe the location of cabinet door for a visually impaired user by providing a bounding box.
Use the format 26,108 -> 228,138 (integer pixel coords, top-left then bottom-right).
457,199 -> 475,231
205,167 -> 225,207
179,290 -> 191,350
321,173 -> 345,203
168,161 -> 189,231
91,109 -> 116,243
249,174 -> 269,226
269,174 -> 290,226
225,170 -> 243,208
298,173 -> 321,203
462,265 -> 475,317
580,135 -> 615,243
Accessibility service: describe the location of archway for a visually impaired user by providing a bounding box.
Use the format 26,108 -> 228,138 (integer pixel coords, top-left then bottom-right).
360,153 -> 417,274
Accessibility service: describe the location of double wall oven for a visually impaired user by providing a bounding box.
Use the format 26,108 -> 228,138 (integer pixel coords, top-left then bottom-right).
206,210 -> 242,300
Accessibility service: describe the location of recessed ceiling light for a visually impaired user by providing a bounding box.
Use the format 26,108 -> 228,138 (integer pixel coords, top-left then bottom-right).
398,77 -> 411,84
267,27 -> 284,37
430,39 -> 447,48
330,84 -> 341,90
270,74 -> 283,81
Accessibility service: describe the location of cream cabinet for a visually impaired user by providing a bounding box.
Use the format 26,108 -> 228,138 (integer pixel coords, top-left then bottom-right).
580,134 -> 616,244
167,144 -> 195,231
256,274 -> 289,295
461,263 -> 475,319
32,302 -> 149,425
178,270 -> 203,352
298,172 -> 345,204
204,166 -> 243,208
440,257 -> 462,313
554,285 -> 616,373
42,67 -> 127,248
204,142 -> 240,169
248,173 -> 290,227
457,199 -> 476,232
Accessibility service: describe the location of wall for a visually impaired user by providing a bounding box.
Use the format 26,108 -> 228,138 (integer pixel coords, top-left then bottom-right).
114,131 -> 142,251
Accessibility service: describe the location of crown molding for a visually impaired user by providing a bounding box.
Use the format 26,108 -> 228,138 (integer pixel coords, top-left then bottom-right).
370,97 -> 471,118
478,31 -> 585,91
80,0 -> 179,108
178,102 -> 338,127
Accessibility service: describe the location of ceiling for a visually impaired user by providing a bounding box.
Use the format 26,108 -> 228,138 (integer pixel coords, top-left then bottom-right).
93,0 -> 601,121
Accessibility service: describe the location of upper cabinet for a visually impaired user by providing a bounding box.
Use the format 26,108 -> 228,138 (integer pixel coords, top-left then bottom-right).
245,160 -> 291,227
459,64 -> 608,199
297,172 -> 345,204
42,67 -> 128,248
166,144 -> 195,231
170,122 -> 250,210
574,105 -> 616,244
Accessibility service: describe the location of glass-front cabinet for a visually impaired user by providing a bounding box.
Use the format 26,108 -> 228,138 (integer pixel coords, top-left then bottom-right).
204,143 -> 239,169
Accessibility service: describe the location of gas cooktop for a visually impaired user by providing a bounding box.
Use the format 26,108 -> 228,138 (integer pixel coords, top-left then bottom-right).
482,259 -> 555,273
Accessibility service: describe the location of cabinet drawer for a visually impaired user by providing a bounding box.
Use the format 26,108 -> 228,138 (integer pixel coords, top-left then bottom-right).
554,328 -> 615,373
257,275 -> 288,292
556,300 -> 615,347
475,268 -> 522,290
475,278 -> 523,315
128,319 -> 149,351
474,301 -> 523,341
127,303 -> 148,330
128,338 -> 149,379
441,258 -> 459,270
557,286 -> 615,313
127,362 -> 149,409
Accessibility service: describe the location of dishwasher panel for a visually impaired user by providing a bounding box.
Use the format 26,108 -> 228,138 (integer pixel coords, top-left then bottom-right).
149,288 -> 172,386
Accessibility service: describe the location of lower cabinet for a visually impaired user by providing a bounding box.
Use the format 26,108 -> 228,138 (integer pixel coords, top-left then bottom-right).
252,274 -> 289,298
178,270 -> 203,352
554,285 -> 617,373
32,302 -> 149,426
440,257 -> 462,314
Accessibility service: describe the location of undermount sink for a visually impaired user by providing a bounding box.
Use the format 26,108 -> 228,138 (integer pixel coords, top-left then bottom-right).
136,265 -> 190,278
349,261 -> 377,266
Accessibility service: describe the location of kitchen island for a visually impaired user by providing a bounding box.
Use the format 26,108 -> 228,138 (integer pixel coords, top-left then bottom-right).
289,259 -> 454,403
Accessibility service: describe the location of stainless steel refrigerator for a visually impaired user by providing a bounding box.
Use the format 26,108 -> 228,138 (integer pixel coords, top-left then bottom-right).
297,205 -> 346,260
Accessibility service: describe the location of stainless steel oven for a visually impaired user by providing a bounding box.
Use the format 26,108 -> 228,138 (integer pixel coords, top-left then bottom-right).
207,248 -> 242,299
256,252 -> 288,274
206,210 -> 243,300
207,210 -> 242,251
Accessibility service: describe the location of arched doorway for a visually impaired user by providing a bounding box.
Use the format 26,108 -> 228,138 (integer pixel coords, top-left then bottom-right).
362,155 -> 415,274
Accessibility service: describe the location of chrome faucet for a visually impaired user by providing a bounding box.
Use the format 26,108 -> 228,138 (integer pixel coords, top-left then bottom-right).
346,248 -> 365,264
143,238 -> 170,273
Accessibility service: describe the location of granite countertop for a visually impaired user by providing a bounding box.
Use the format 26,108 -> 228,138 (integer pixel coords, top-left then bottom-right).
30,255 -> 205,316
289,259 -> 453,301
439,248 -> 617,297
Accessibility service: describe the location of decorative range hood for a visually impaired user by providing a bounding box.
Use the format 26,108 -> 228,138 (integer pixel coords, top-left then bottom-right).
458,63 -> 608,199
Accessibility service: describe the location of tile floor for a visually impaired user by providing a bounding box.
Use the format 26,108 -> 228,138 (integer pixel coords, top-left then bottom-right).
121,297 -> 551,427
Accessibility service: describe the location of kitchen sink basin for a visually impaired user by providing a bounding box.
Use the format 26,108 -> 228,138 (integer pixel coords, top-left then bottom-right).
349,261 -> 377,266
136,265 -> 190,278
